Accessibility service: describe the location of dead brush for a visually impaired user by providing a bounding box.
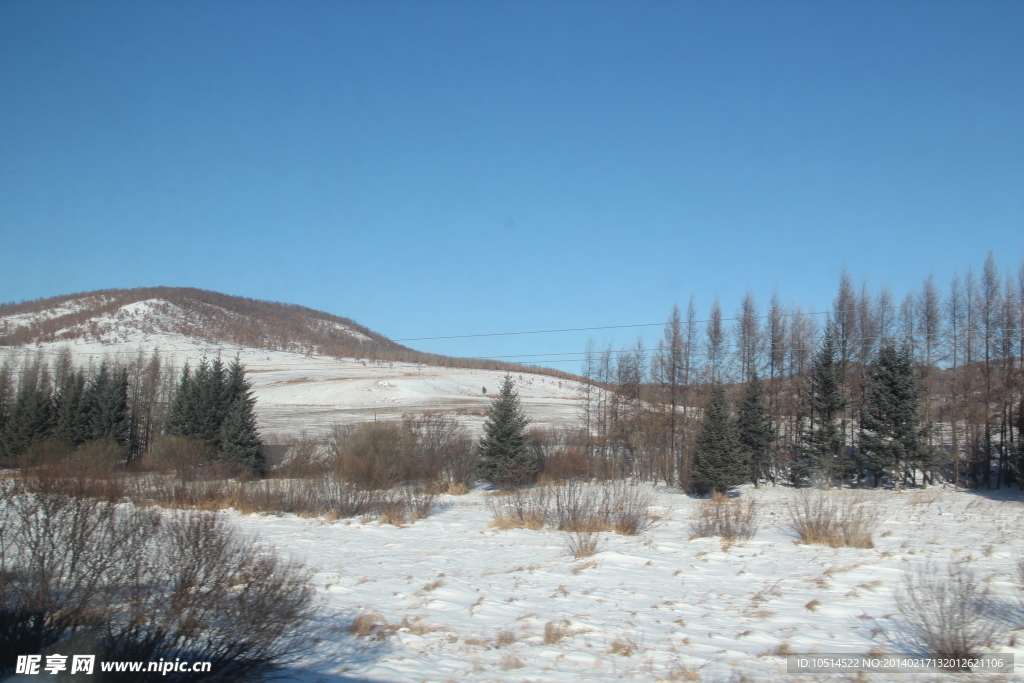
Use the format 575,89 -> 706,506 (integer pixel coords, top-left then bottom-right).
542,619 -> 575,644
564,531 -> 600,559
896,562 -> 1002,665
487,480 -> 654,536
689,493 -> 759,545
787,490 -> 879,548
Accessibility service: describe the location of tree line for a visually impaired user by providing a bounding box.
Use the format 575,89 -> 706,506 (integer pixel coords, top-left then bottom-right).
0,348 -> 262,472
576,252 -> 1023,490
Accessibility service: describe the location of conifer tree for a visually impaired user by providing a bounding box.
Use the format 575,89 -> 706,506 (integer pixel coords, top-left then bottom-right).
692,383 -> 746,494
860,343 -> 930,490
164,357 -> 262,473
53,367 -> 90,445
477,374 -> 533,487
218,357 -> 263,473
737,372 -> 774,486
0,358 -> 52,463
86,361 -> 130,445
801,327 -> 846,485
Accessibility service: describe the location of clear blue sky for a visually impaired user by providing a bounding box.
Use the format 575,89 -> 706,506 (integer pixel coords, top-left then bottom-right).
1,1 -> 1021,369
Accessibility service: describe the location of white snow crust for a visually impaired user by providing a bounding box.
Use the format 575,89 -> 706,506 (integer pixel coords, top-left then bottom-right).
229,485 -> 1024,682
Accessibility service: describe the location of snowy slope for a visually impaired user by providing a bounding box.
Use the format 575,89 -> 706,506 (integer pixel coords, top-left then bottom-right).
0,299 -> 589,436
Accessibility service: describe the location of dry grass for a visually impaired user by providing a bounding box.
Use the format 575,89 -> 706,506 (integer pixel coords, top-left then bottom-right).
608,635 -> 638,656
499,653 -> 526,670
347,611 -> 389,638
689,493 -> 759,546
542,619 -> 574,645
787,490 -> 879,548
487,480 -> 654,536
495,629 -> 517,647
12,465 -> 440,525
564,530 -> 600,558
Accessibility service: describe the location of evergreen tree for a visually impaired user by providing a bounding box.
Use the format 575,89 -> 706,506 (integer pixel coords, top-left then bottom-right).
163,362 -> 193,438
737,372 -> 774,486
0,359 -> 13,446
53,367 -> 90,445
477,374 -> 533,487
692,383 -> 746,494
801,328 -> 846,485
859,343 -> 930,490
0,359 -> 53,464
165,357 -> 263,474
218,357 -> 263,473
86,361 -> 130,445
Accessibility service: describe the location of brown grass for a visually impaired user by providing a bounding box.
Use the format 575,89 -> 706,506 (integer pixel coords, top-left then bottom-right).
487,480 -> 654,536
608,635 -> 637,656
787,491 -> 879,548
564,531 -> 600,559
689,493 -> 759,546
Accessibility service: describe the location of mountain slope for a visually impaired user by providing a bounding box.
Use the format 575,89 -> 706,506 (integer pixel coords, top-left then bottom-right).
0,288 -> 587,434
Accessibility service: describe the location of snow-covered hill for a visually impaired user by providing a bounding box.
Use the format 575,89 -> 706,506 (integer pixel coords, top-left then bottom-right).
0,291 -> 590,436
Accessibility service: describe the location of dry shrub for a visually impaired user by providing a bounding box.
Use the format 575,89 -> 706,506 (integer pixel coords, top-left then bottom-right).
787,490 -> 879,548
496,629 -> 517,647
499,653 -> 526,670
333,416 -> 475,491
564,531 -> 600,559
272,431 -> 331,478
0,480 -> 314,680
608,635 -> 637,656
487,480 -> 653,535
533,428 -> 594,482
446,482 -> 470,496
347,611 -> 388,639
689,494 -> 759,545
487,487 -> 548,530
379,499 -> 408,526
335,422 -> 415,489
896,562 -> 1001,665
606,480 -> 655,535
543,619 -> 576,644
147,435 -> 216,480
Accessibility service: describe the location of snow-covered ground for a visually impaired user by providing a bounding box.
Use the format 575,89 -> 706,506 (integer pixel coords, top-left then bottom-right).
0,326 -> 589,437
226,485 -> 1024,683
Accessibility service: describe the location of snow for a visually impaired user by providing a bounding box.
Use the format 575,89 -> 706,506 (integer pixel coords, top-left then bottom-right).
0,331 -> 590,436
226,485 -> 1024,682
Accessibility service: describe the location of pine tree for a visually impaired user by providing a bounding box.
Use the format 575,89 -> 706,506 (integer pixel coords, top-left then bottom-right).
692,383 -> 746,494
477,374 -> 533,487
801,328 -> 846,485
859,343 -> 930,490
737,372 -> 774,486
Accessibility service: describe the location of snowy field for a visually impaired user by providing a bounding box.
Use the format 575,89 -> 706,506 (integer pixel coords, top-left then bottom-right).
222,485 -> 1024,683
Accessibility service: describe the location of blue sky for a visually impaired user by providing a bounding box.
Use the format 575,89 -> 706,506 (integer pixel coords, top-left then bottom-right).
1,1 -> 1021,369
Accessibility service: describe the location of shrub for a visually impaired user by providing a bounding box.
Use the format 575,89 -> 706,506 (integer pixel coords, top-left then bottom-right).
564,531 -> 600,558
895,562 -> 1001,665
787,491 -> 878,548
487,480 -> 654,535
0,480 -> 315,680
689,493 -> 759,545
147,435 -> 216,480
